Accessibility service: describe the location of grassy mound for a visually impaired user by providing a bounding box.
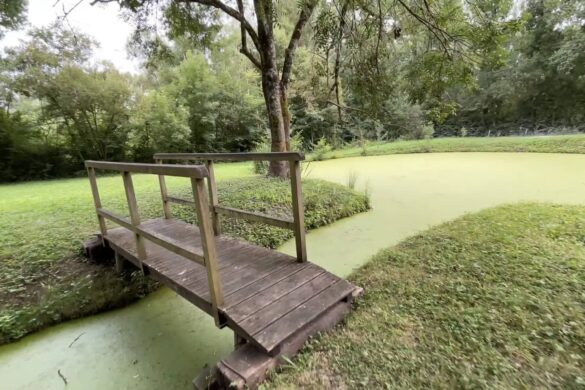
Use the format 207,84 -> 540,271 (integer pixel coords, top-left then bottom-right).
0,173 -> 369,345
313,134 -> 585,161
268,203 -> 585,389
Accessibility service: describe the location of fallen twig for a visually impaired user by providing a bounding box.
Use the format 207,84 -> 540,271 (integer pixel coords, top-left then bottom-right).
68,332 -> 85,348
58,369 -> 68,385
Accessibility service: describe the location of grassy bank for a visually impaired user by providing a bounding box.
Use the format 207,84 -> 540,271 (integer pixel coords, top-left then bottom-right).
311,134 -> 585,161
0,165 -> 370,344
268,203 -> 585,389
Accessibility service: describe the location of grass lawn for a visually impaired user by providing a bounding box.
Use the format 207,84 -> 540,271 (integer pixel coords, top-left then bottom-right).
267,203 -> 585,389
0,162 -> 370,345
311,134 -> 585,161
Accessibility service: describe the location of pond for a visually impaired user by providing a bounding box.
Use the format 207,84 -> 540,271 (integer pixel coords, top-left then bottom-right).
2,153 -> 585,389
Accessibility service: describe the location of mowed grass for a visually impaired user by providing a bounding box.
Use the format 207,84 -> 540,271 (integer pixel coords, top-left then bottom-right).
267,203 -> 585,389
312,134 -> 585,160
0,162 -> 370,344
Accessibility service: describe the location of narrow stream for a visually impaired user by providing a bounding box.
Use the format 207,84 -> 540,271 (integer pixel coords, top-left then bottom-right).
2,153 -> 585,389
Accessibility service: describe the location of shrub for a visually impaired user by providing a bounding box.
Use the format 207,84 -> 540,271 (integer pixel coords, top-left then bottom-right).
253,132 -> 305,175
312,137 -> 333,161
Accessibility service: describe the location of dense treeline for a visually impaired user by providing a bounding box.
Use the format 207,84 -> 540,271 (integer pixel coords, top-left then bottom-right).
0,0 -> 584,181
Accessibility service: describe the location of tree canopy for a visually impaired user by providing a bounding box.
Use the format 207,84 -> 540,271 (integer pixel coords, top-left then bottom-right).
0,0 -> 584,181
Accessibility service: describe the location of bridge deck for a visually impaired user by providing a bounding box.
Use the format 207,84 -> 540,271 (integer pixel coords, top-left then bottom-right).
105,218 -> 357,354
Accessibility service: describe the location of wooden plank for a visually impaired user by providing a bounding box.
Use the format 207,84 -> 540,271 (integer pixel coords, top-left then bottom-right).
215,206 -> 294,230
85,160 -> 208,178
97,209 -> 205,265
221,256 -> 293,296
155,159 -> 172,219
191,177 -> 224,323
224,262 -> 312,308
226,264 -> 324,322
253,279 -> 355,352
122,171 -> 147,273
206,160 -> 221,235
87,167 -> 107,241
154,152 -> 304,162
167,196 -> 196,207
188,243 -> 289,299
238,272 -> 340,337
114,252 -> 125,273
290,160 -> 307,262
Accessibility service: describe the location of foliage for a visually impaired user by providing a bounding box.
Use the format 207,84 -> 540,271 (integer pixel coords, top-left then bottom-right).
308,134 -> 585,161
1,0 -> 585,182
312,137 -> 333,161
0,167 -> 369,344
0,0 -> 26,37
128,90 -> 191,161
253,131 -> 305,175
267,203 -> 585,388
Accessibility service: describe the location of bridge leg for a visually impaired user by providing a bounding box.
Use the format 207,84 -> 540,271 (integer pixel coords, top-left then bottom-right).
234,332 -> 247,348
115,252 -> 125,273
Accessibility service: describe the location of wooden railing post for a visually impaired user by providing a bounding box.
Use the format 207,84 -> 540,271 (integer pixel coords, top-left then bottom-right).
290,160 -> 307,262
155,159 -> 172,219
191,176 -> 224,325
122,171 -> 147,273
87,167 -> 107,244
205,160 -> 221,235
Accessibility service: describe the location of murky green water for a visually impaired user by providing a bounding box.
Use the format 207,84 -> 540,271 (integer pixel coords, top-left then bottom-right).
2,153 -> 585,389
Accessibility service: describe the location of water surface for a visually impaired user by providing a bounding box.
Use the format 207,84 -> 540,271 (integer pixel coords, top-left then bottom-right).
2,153 -> 585,389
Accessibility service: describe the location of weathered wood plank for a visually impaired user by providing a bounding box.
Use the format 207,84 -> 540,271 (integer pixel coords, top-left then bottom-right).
97,209 -> 205,265
253,279 -> 355,352
224,262 -> 312,308
205,160 -> 221,235
189,244 -> 292,300
167,195 -> 196,207
191,177 -> 224,322
87,167 -> 107,241
85,160 -> 208,178
238,272 -> 339,337
226,264 -> 324,322
155,159 -> 172,219
290,160 -> 307,262
215,206 -> 294,230
122,171 -> 147,273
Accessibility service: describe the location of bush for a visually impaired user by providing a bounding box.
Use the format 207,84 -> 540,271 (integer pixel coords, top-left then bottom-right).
312,137 -> 333,161
253,132 -> 305,175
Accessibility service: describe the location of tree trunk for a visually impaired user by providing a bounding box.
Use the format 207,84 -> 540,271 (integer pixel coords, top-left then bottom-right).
255,0 -> 288,178
280,84 -> 291,151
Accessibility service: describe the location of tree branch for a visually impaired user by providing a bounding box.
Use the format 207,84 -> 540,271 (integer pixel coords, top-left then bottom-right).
180,0 -> 260,50
236,0 -> 261,69
281,0 -> 318,89
395,0 -> 452,58
92,0 -> 261,51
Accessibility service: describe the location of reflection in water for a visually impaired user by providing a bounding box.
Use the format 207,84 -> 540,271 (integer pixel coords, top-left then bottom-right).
2,153 -> 585,389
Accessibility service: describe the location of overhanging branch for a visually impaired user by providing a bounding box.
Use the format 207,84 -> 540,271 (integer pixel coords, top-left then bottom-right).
176,0 -> 261,50
237,0 -> 261,69
281,0 -> 318,89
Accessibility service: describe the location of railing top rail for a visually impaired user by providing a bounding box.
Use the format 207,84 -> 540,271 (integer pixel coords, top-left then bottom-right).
153,152 -> 305,162
85,160 -> 209,179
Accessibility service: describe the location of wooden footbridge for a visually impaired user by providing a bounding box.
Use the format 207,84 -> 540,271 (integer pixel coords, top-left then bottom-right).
85,152 -> 360,387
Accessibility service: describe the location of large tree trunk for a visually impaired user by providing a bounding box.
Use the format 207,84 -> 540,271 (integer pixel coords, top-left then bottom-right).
255,0 -> 289,177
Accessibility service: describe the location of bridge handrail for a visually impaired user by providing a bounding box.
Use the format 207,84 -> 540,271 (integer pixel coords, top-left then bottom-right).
84,160 -> 225,325
85,160 -> 209,178
153,152 -> 307,263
